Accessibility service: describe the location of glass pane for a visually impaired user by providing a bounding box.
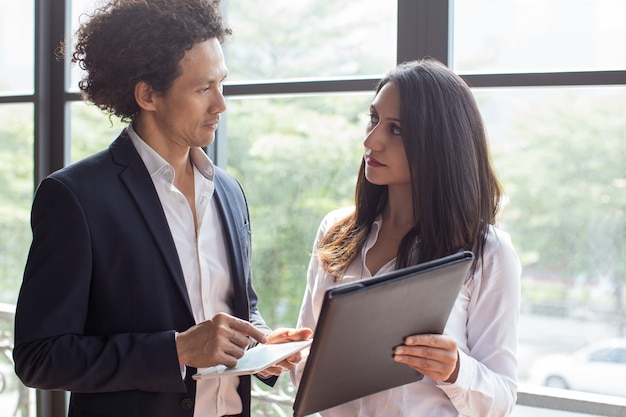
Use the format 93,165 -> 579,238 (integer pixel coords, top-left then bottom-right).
0,0 -> 34,94
225,93 -> 371,327
0,104 -> 35,416
67,0 -> 397,87
225,1 -> 397,82
454,0 -> 626,73
226,94 -> 371,415
69,101 -> 125,163
68,0 -> 101,93
476,86 -> 626,399
233,87 -> 626,412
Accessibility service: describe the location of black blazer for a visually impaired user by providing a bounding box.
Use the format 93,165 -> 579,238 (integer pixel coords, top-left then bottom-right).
13,131 -> 271,417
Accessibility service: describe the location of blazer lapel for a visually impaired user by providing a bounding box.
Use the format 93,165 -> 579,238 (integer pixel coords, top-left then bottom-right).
213,173 -> 248,319
109,133 -> 193,315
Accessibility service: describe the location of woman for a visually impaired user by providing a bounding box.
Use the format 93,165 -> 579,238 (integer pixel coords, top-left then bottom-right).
292,58 -> 521,416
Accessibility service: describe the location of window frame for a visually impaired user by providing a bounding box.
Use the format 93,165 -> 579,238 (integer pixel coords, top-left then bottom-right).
1,0 -> 625,415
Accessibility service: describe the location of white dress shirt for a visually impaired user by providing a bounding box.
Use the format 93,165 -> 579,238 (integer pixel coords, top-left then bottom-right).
292,206 -> 521,417
128,125 -> 242,417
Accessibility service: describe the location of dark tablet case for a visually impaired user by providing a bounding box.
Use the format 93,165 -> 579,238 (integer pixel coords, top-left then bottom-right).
293,251 -> 474,417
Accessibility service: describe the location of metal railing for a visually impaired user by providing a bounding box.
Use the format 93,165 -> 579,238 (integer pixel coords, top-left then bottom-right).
2,297 -> 626,417
250,379 -> 626,417
0,303 -> 29,417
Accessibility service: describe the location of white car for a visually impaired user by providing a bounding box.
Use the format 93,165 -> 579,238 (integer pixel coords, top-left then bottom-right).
528,338 -> 626,397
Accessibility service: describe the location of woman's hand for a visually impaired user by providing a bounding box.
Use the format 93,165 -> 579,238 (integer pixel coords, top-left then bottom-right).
256,327 -> 313,378
393,334 -> 460,383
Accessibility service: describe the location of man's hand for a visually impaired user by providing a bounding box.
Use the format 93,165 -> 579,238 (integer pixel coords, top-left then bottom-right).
256,327 -> 313,378
392,334 -> 460,383
176,312 -> 268,368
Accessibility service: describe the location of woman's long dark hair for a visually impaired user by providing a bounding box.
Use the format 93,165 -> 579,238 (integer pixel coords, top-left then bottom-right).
317,58 -> 503,279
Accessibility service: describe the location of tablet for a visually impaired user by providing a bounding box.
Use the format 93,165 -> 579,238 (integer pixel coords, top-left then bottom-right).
193,339 -> 313,379
293,251 -> 474,417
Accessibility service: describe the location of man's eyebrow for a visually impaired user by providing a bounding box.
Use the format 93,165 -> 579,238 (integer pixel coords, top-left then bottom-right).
201,72 -> 228,85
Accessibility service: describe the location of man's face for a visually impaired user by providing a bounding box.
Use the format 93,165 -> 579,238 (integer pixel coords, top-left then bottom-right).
151,38 -> 228,149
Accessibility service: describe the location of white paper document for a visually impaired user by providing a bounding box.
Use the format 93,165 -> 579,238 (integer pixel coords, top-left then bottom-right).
193,339 -> 313,379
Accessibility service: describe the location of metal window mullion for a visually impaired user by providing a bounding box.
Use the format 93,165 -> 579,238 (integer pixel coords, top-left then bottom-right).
463,70 -> 626,88
33,0 -> 69,416
397,0 -> 451,66
34,0 -> 67,188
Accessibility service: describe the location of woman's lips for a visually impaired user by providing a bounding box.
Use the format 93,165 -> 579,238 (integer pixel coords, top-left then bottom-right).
366,156 -> 385,167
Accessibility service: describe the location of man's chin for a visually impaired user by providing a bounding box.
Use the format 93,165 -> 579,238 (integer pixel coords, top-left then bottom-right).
199,134 -> 216,148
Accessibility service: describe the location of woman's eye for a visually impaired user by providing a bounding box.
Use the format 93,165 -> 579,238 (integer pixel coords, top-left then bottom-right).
390,124 -> 402,135
368,113 -> 379,125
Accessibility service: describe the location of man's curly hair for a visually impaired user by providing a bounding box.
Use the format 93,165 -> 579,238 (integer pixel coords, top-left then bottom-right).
71,0 -> 231,122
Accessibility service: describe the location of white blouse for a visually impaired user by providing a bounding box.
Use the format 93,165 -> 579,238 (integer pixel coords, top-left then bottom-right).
292,207 -> 521,417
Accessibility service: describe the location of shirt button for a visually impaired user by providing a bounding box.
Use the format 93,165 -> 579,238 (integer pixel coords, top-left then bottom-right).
180,398 -> 193,410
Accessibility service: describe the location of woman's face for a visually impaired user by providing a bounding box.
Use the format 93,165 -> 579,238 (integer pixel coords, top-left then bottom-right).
363,82 -> 411,188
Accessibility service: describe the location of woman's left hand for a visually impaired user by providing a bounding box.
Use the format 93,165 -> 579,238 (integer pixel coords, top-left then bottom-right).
393,334 -> 460,383
256,327 -> 313,378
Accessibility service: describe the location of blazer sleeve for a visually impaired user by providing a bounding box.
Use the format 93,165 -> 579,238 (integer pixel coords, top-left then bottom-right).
13,177 -> 187,393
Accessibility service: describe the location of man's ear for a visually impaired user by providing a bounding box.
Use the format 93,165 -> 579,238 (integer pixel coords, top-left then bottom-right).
134,81 -> 157,111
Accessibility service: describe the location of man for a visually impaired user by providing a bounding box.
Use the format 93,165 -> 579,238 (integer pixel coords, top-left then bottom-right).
13,1 -> 310,416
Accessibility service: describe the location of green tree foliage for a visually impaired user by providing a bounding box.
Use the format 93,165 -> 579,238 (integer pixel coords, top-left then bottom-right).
225,95 -> 369,327
490,89 -> 626,321
225,0 -> 396,80
0,105 -> 33,303
70,102 -> 125,163
222,0 -> 395,330
0,102 -> 123,305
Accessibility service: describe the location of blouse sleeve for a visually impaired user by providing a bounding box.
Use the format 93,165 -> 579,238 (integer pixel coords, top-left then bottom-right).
438,228 -> 522,416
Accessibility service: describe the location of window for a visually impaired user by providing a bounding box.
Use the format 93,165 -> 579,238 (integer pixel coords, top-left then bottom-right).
0,1 -> 34,94
589,349 -> 614,363
4,1 -> 626,416
225,94 -> 370,328
0,103 -> 34,417
225,0 -> 397,82
476,88 -> 626,382
453,0 -> 626,73
0,0 -> 36,415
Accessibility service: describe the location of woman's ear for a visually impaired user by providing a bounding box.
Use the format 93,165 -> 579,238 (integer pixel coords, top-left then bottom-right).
134,81 -> 157,112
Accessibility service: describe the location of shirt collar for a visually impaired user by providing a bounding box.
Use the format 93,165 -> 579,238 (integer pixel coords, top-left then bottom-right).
189,146 -> 215,181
